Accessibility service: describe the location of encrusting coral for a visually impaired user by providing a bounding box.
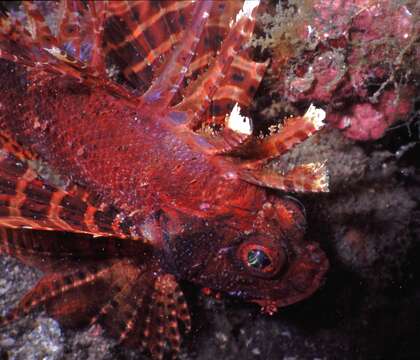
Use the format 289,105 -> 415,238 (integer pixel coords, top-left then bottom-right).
254,0 -> 420,140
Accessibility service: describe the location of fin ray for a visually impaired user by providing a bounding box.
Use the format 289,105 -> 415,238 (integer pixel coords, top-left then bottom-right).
239,162 -> 329,193
244,105 -> 326,164
0,1 -> 117,85
0,132 -> 137,240
142,1 -> 214,107
174,0 -> 265,129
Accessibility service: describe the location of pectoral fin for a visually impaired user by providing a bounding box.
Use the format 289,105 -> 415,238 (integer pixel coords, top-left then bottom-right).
239,162 -> 329,193
1,256 -> 190,360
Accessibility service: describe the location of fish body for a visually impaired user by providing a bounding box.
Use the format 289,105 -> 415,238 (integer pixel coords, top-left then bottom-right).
0,1 -> 329,358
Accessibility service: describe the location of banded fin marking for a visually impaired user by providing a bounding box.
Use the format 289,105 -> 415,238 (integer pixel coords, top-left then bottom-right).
103,1 -> 241,97
185,1 -> 243,77
0,228 -> 150,273
1,254 -> 191,360
245,105 -> 326,163
174,0 -> 265,129
0,133 -> 137,240
96,273 -> 191,359
142,1 -> 214,107
0,0 -> 122,88
104,0 -> 196,92
0,261 -> 118,327
239,162 -> 329,193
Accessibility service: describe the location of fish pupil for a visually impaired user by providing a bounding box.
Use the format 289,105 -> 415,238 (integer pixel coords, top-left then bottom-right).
247,249 -> 271,270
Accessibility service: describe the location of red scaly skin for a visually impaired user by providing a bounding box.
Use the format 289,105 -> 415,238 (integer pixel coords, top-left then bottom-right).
2,68 -> 258,228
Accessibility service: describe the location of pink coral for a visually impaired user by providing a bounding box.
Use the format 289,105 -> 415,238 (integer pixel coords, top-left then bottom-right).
268,0 -> 419,140
328,89 -> 414,140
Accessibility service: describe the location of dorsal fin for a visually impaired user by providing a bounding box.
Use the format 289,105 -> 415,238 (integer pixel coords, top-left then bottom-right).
173,0 -> 267,129
102,1 -> 244,96
0,1 -> 114,82
238,163 -> 329,193
142,0 -> 214,107
0,0 -> 264,112
103,1 -> 196,92
243,105 -> 327,165
182,1 -> 243,85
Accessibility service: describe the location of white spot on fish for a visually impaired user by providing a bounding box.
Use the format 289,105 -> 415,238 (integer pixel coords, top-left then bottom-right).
235,0 -> 260,23
226,103 -> 253,135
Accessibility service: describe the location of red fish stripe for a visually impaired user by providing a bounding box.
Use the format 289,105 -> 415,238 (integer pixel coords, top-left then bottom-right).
128,32 -> 183,76
0,265 -> 114,326
108,1 -> 192,51
246,109 -> 326,163
142,0 -> 214,107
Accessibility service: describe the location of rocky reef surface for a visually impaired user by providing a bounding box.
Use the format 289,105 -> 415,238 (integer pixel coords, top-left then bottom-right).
253,0 -> 419,141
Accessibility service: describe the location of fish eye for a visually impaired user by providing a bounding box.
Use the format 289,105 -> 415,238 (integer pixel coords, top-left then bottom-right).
247,249 -> 271,270
238,242 -> 286,277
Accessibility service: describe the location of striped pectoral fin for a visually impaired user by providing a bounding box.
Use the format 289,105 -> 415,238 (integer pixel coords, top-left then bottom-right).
248,105 -> 327,162
0,260 -> 117,327
0,135 -> 135,240
239,162 -> 329,193
0,227 -> 78,271
1,257 -> 191,360
0,259 -> 141,328
100,273 -> 191,360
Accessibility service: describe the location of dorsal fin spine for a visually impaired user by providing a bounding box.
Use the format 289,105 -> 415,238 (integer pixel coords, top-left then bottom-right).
23,1 -> 56,46
142,0 -> 214,108
175,0 -> 261,129
86,0 -> 107,75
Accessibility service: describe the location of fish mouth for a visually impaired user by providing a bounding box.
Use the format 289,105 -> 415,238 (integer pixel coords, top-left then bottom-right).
251,242 -> 329,312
